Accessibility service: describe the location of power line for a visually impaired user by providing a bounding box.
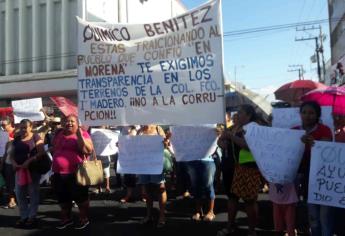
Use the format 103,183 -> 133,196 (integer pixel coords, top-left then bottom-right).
0,18 -> 342,65
223,18 -> 341,37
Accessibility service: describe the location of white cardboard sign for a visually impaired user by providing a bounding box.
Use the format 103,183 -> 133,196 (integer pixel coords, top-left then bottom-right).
12,98 -> 45,124
308,141 -> 345,208
245,123 -> 305,184
91,128 -> 119,156
170,126 -> 217,162
117,135 -> 164,174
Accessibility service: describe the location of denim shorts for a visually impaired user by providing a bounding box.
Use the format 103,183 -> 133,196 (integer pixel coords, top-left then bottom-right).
186,160 -> 216,200
138,174 -> 165,185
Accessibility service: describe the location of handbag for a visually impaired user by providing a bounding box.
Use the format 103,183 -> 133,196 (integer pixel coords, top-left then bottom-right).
76,150 -> 104,186
28,135 -> 52,175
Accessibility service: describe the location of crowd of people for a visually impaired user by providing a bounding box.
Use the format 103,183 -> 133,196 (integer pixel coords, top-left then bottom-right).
0,102 -> 344,236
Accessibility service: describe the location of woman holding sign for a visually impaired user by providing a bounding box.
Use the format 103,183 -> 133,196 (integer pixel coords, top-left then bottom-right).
218,105 -> 261,236
137,124 -> 167,228
294,101 -> 333,236
51,115 -> 94,230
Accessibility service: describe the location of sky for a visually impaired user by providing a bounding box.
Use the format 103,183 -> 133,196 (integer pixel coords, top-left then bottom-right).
182,0 -> 330,101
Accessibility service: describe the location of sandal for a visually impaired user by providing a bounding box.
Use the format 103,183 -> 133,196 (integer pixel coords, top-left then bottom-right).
15,218 -> 27,228
25,218 -> 38,228
120,197 -> 130,203
3,203 -> 16,209
140,217 -> 153,225
191,213 -> 202,221
157,221 -> 166,228
157,219 -> 166,228
217,227 -> 236,236
203,212 -> 216,222
217,228 -> 230,236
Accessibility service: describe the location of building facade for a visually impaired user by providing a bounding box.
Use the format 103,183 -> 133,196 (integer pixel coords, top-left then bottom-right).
327,0 -> 345,85
0,0 -> 185,105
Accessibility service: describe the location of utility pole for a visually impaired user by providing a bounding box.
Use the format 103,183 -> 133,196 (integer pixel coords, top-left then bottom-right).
295,25 -> 325,82
288,64 -> 305,80
319,26 -> 326,82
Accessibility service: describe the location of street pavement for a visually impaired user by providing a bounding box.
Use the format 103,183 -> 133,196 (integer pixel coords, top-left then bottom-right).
0,179 -> 343,236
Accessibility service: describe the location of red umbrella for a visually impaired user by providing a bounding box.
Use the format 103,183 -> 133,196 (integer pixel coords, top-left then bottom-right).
274,80 -> 327,104
301,86 -> 345,115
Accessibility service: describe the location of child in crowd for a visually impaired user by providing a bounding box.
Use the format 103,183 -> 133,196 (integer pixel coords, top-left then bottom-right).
269,182 -> 298,236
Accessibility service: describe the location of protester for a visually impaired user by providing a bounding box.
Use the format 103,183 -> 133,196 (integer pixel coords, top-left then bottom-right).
218,104 -> 261,236
1,116 -> 17,209
93,126 -> 112,194
185,125 -> 219,222
294,101 -> 333,236
137,124 -> 167,227
269,182 -> 298,236
217,113 -> 241,236
10,119 -> 44,228
120,126 -> 138,203
51,114 -> 93,230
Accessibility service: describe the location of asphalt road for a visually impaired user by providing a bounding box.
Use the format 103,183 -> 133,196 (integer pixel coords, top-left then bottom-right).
0,179 -> 343,236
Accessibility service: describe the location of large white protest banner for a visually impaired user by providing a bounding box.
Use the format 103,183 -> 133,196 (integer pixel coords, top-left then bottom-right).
308,141 -> 345,208
272,107 -> 334,133
12,98 -> 45,124
170,126 -> 217,162
117,135 -> 164,174
244,123 -> 305,184
0,131 -> 9,157
91,128 -> 119,156
77,0 -> 224,126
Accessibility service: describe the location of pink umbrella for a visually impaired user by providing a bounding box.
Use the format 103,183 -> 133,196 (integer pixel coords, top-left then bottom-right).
274,80 -> 327,104
301,86 -> 345,115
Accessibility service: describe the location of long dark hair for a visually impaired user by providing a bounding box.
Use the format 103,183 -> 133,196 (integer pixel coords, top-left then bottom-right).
20,119 -> 33,127
240,104 -> 257,122
300,101 -> 321,123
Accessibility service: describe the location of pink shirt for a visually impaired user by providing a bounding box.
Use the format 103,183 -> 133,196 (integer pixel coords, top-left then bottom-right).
269,183 -> 298,204
52,130 -> 91,174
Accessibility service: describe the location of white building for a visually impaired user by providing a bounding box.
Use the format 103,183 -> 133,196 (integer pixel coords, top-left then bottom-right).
0,0 -> 186,105
327,0 -> 345,85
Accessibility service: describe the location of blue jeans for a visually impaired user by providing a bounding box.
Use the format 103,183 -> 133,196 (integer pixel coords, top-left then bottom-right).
15,172 -> 40,220
308,204 -> 334,236
186,160 -> 216,200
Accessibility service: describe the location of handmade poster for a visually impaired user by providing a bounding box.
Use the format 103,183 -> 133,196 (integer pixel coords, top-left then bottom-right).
308,141 -> 345,208
272,106 -> 334,133
117,135 -> 164,174
12,98 -> 45,124
170,125 -> 217,162
245,123 -> 305,184
77,0 -> 224,125
91,128 -> 119,156
0,131 -> 9,157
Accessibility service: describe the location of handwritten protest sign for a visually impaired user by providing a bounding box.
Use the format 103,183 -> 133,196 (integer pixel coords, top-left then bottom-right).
117,135 -> 164,174
170,126 -> 217,162
77,0 -> 224,126
12,98 -> 45,124
244,123 -> 305,184
91,128 -> 119,156
272,107 -> 334,133
308,141 -> 345,208
0,131 -> 9,157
